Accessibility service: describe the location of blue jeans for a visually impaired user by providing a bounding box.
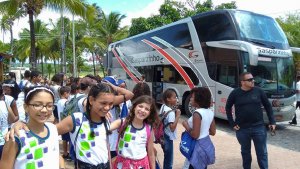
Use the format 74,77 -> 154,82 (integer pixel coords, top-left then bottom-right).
161,133 -> 173,169
236,125 -> 268,169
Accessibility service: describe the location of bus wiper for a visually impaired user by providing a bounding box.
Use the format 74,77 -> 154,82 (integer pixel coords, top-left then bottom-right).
249,40 -> 267,47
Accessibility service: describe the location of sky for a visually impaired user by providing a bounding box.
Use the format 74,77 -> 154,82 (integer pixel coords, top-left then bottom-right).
0,0 -> 299,43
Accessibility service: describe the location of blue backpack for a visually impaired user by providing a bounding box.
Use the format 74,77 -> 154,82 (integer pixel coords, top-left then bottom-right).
60,94 -> 86,120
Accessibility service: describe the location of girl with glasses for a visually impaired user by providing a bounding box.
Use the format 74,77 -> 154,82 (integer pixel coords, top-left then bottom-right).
0,86 -> 59,169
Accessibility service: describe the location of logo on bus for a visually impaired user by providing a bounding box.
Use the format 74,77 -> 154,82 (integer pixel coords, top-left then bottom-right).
188,51 -> 199,58
128,55 -> 163,64
257,48 -> 290,56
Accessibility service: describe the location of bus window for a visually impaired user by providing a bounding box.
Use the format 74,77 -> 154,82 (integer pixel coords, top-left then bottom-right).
202,46 -> 239,87
136,66 -> 154,82
162,65 -> 199,85
193,13 -> 236,42
217,64 -> 238,88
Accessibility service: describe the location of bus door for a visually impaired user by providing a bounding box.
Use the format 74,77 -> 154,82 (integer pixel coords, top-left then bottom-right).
152,66 -> 164,103
214,61 -> 239,119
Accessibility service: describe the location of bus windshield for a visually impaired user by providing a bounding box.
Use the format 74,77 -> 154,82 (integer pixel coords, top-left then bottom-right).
247,57 -> 295,98
233,11 -> 289,49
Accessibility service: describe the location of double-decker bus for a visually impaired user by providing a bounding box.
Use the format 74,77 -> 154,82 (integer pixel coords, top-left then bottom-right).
105,9 -> 296,122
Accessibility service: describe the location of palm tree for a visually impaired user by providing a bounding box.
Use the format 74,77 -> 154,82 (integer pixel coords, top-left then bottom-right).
16,19 -> 49,73
0,15 -> 10,42
98,11 -> 129,46
0,0 -> 87,70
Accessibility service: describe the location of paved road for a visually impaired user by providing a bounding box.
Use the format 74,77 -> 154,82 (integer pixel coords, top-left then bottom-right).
63,111 -> 300,169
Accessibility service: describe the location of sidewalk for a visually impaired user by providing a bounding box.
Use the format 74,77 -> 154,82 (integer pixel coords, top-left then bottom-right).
154,118 -> 300,169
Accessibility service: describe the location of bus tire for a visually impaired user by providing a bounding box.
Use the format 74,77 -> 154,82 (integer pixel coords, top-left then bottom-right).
184,94 -> 193,117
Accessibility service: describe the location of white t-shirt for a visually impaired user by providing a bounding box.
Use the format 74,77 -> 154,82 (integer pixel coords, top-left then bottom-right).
70,112 -> 109,165
159,104 -> 177,140
51,85 -> 61,105
77,93 -> 86,113
16,92 -> 26,123
57,98 -> 68,122
296,81 -> 300,101
14,122 -> 59,169
117,123 -> 150,169
0,100 -> 9,146
109,106 -> 119,151
187,108 -> 214,140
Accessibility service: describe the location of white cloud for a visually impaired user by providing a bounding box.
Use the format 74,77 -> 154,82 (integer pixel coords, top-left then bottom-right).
121,0 -> 164,27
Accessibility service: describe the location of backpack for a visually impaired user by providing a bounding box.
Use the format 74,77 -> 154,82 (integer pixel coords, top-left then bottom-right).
153,105 -> 174,145
60,94 -> 86,120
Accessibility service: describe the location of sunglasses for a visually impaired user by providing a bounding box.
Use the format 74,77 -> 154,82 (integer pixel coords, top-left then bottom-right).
243,78 -> 254,82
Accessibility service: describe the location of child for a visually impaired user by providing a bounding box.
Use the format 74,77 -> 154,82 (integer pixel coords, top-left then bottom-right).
110,95 -> 158,169
0,84 -> 19,160
57,86 -> 71,160
0,86 -> 59,169
8,83 -> 132,169
182,87 -> 216,169
159,89 -> 181,169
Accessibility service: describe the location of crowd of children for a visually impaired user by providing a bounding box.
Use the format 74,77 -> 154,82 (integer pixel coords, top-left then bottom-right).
0,71 -> 216,169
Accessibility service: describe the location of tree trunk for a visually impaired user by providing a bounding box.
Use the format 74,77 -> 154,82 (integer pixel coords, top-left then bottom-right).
54,59 -> 57,74
28,10 -> 37,70
92,52 -> 96,76
9,23 -> 13,71
41,53 -> 44,76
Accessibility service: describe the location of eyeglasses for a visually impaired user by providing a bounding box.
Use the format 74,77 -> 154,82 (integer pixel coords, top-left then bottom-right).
28,104 -> 55,111
243,78 -> 254,82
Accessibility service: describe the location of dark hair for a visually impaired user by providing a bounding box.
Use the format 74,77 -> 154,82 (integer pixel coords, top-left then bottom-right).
70,83 -> 79,95
190,87 -> 211,109
51,73 -> 64,85
59,86 -> 71,96
239,72 -> 252,81
8,72 -> 16,79
24,70 -> 31,78
3,79 -> 21,100
119,95 -> 159,137
132,82 -> 151,101
162,89 -> 177,104
24,86 -> 54,104
86,83 -> 114,119
30,70 -> 41,79
85,83 -> 115,138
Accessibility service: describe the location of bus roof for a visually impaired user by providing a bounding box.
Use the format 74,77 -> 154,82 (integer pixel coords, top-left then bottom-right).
108,9 -> 272,48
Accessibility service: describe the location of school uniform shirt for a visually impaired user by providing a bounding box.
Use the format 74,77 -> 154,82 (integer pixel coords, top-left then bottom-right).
57,98 -> 68,122
160,104 -> 177,140
14,122 -> 59,169
70,112 -> 109,165
117,124 -> 148,168
0,100 -> 9,146
187,108 -> 214,140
